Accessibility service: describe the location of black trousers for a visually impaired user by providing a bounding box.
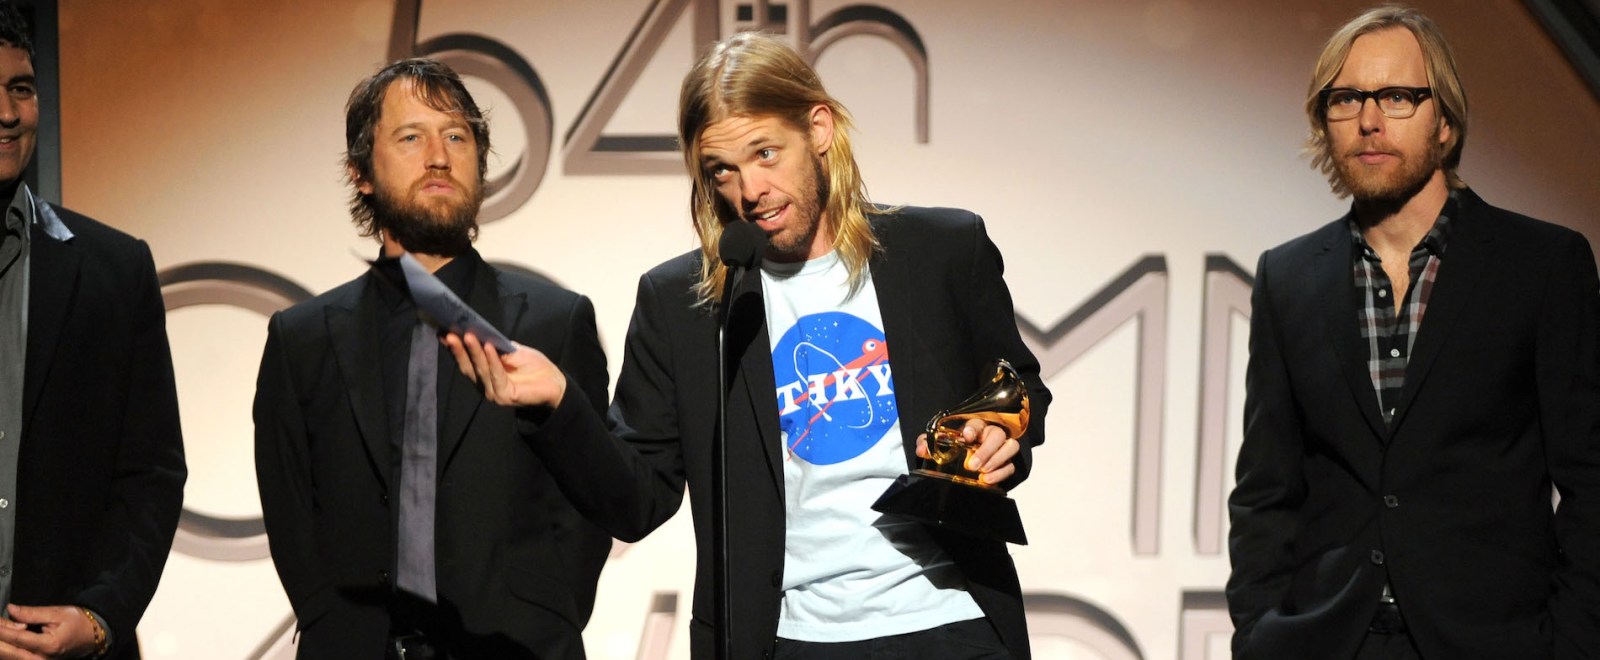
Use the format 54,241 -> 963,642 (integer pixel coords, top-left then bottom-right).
1354,631 -> 1423,660
773,618 -> 1010,660
1355,603 -> 1422,660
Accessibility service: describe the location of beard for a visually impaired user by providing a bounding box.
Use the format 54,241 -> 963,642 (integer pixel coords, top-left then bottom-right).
1335,130 -> 1444,206
758,155 -> 831,260
371,174 -> 483,257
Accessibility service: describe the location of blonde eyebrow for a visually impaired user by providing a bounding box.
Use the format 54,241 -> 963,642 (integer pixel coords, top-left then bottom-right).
703,136 -> 776,164
744,135 -> 778,151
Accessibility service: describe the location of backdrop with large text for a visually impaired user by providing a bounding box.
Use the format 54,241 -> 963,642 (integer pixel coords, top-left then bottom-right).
52,1 -> 1600,657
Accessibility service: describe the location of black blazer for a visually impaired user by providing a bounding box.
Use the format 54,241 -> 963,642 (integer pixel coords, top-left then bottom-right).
254,250 -> 612,659
531,207 -> 1050,659
18,205 -> 186,660
1227,189 -> 1600,659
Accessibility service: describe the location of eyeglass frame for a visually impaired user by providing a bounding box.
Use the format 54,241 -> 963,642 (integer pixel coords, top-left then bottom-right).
1317,86 -> 1434,120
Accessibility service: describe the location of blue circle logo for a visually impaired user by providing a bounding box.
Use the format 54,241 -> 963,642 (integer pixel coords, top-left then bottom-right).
771,311 -> 898,465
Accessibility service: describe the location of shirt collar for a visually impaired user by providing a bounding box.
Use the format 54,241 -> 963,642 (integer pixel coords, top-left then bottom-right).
2,192 -> 21,240
5,182 -> 73,243
1419,190 -> 1458,257
35,201 -> 73,242
372,247 -> 481,311
1348,189 -> 1459,260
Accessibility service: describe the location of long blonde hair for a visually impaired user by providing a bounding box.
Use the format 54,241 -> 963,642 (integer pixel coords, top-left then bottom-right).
679,32 -> 881,306
1304,5 -> 1469,197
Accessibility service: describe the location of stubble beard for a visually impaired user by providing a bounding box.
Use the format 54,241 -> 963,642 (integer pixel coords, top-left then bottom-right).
1335,129 -> 1444,207
761,155 -> 831,260
372,175 -> 484,257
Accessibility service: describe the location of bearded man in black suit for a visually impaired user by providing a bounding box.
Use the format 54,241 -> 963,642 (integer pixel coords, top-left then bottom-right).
448,32 -> 1049,660
1227,6 -> 1600,659
254,58 -> 612,660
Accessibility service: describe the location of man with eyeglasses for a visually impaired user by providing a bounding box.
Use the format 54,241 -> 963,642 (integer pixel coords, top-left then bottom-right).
1227,6 -> 1600,660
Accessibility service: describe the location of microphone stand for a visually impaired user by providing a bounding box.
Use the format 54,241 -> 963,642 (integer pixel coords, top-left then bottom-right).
714,257 -> 747,660
712,222 -> 764,660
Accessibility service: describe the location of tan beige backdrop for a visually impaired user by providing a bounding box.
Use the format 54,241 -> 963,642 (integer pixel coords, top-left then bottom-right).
53,0 -> 1600,657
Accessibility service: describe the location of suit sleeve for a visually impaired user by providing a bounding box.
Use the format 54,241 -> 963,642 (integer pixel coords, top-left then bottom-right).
543,293 -> 616,625
554,295 -> 611,426
1538,233 -> 1600,658
253,312 -> 338,629
1226,249 -> 1307,651
963,214 -> 1050,489
526,273 -> 688,543
75,239 -> 187,652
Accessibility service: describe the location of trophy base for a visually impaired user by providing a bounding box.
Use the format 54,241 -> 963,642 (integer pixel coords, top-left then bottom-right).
871,471 -> 1028,545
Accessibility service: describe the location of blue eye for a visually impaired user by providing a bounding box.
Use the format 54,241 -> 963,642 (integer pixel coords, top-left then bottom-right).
1328,90 -> 1360,107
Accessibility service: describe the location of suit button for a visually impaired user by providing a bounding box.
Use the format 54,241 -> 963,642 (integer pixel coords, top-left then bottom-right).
770,570 -> 782,588
1383,495 -> 1399,508
378,570 -> 390,585
380,493 -> 389,506
761,651 -> 772,660
1370,550 -> 1385,565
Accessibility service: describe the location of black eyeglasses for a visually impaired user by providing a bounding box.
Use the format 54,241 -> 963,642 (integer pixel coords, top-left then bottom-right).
1319,86 -> 1433,120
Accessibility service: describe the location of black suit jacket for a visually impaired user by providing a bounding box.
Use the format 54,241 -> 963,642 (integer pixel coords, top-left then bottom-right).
530,207 -> 1050,659
254,250 -> 612,659
1227,189 -> 1600,659
18,204 -> 186,660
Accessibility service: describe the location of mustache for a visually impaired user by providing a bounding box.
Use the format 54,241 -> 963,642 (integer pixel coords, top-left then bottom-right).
411,172 -> 468,193
1344,141 -> 1398,158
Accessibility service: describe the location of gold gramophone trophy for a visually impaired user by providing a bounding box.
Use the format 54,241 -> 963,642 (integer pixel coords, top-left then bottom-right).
871,359 -> 1031,544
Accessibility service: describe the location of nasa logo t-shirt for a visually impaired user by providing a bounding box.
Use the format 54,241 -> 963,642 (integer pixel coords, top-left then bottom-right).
772,310 -> 896,465
761,251 -> 982,642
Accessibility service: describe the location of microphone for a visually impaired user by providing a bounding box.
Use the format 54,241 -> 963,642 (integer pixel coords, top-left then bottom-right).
712,220 -> 764,660
719,221 -> 767,270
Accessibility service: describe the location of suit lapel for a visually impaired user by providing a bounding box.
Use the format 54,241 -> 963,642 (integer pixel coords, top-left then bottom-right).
867,222 -> 925,468
728,265 -> 783,491
438,259 -> 498,468
22,223 -> 81,428
1388,191 -> 1492,433
328,274 -> 391,488
1314,217 -> 1389,440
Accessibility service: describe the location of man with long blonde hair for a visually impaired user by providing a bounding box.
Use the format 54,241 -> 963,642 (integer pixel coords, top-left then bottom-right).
1227,5 -> 1600,659
449,31 -> 1049,659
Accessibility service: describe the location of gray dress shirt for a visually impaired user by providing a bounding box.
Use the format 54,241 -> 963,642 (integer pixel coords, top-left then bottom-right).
0,182 -> 33,610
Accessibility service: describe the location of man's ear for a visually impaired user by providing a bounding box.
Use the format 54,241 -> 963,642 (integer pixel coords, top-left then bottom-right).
808,104 -> 835,156
348,163 -> 373,195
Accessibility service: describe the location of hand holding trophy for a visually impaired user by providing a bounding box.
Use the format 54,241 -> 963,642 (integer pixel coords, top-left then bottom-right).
872,359 -> 1032,544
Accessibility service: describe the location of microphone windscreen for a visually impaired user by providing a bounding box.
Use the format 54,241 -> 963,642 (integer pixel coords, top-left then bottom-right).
718,222 -> 768,269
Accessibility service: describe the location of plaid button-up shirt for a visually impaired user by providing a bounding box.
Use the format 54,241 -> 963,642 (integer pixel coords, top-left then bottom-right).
1351,194 -> 1457,426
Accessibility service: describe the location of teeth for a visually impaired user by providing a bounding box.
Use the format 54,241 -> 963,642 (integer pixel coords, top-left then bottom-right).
757,207 -> 780,220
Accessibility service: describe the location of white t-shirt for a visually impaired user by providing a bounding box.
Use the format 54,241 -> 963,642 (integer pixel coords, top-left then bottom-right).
761,250 -> 983,642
